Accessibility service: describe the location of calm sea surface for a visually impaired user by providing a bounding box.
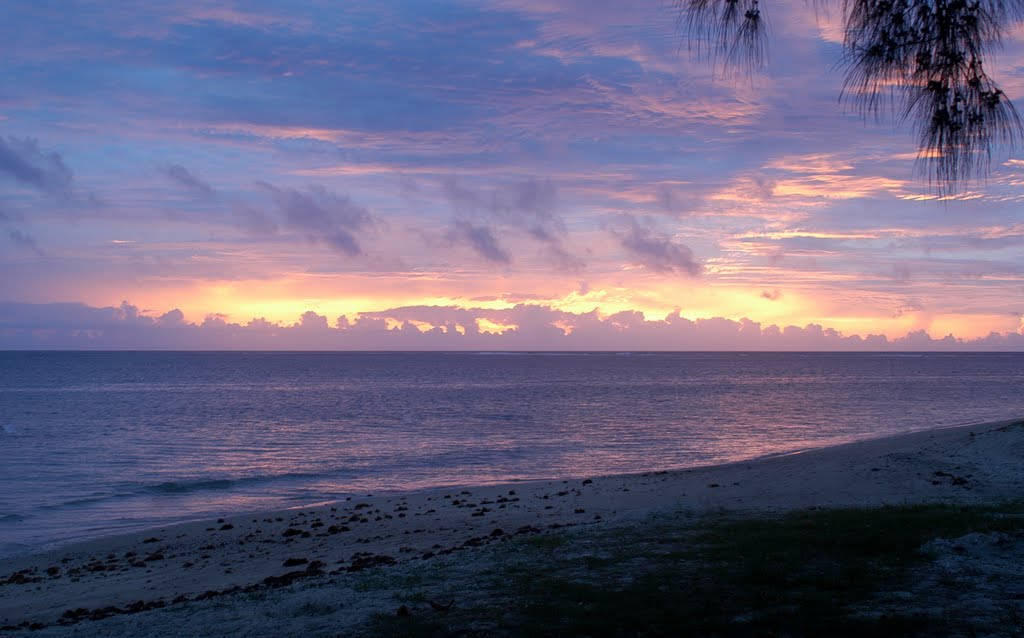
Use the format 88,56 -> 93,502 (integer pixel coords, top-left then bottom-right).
2,351 -> 1023,557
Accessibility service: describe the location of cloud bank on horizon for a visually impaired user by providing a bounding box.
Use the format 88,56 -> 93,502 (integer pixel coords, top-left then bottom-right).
1,1 -> 1023,349
2,301 -> 1022,351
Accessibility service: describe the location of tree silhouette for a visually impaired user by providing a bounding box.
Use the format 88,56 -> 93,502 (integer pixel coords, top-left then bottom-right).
678,0 -> 1024,194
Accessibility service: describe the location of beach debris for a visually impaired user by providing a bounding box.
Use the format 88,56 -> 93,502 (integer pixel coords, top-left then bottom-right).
429,599 -> 455,612
933,471 -> 972,487
2,569 -> 41,586
194,588 -> 238,601
262,561 -> 324,588
346,553 -> 396,572
58,599 -> 167,625
1,622 -> 43,631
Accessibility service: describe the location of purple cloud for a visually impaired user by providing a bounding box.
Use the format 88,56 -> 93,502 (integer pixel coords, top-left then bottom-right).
442,176 -> 582,268
447,220 -> 511,263
1,301 -> 1022,351
612,216 -> 702,276
445,177 -> 560,235
257,182 -> 375,257
5,228 -> 43,255
158,164 -> 216,200
0,136 -> 73,197
158,308 -> 186,325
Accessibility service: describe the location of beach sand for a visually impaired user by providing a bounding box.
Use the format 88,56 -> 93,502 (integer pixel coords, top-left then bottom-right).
2,417 -> 1022,635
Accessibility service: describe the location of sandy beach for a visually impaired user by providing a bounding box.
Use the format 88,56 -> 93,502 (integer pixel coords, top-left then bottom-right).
2,417 -> 1022,636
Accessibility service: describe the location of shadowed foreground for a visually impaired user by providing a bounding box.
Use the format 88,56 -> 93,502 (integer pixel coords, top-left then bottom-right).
2,419 -> 1022,636
370,502 -> 1024,637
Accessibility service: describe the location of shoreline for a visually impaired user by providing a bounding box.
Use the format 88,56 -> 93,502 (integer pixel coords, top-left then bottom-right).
2,415 -> 1003,562
2,416 -> 1022,632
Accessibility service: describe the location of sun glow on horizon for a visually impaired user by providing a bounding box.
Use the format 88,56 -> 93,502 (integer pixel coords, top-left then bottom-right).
92,276 -> 1022,344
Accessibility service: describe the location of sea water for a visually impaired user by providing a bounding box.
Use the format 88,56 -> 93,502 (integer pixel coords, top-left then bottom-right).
2,351 -> 1023,557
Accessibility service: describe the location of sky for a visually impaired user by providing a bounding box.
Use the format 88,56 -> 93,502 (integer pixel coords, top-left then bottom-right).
2,0 -> 1024,350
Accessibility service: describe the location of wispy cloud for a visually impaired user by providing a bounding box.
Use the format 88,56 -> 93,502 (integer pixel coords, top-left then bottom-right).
0,136 -> 73,197
5,228 -> 43,255
256,182 -> 375,257
444,176 -> 563,239
612,216 -> 702,276
442,176 -> 582,268
158,163 -> 216,200
446,220 -> 511,264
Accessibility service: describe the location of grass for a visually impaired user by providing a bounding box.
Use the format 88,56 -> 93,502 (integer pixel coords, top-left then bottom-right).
367,502 -> 1024,637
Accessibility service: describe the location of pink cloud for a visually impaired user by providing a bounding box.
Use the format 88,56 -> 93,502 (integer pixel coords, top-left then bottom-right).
2,301 -> 1022,351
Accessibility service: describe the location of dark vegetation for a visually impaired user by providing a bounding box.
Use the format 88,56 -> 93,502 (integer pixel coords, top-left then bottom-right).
677,0 -> 1024,193
370,502 -> 1024,637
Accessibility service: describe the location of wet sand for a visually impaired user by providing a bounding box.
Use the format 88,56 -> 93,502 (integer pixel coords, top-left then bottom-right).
2,417 -> 1022,634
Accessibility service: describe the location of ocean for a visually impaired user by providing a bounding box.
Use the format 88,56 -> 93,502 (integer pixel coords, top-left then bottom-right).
1,351 -> 1022,558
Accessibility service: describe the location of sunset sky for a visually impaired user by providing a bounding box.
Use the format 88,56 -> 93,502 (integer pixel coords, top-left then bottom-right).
2,1 -> 1023,349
